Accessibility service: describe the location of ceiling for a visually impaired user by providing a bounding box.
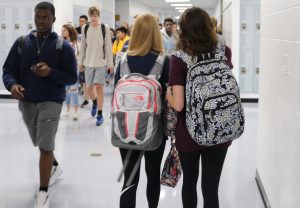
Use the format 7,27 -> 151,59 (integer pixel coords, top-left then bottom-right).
137,0 -> 220,12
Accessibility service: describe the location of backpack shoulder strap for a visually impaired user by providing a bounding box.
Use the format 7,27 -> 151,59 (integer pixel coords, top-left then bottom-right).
84,24 -> 89,40
17,35 -> 27,55
101,23 -> 106,40
101,23 -> 106,59
173,50 -> 197,67
56,36 -> 64,51
149,54 -> 166,80
119,53 -> 130,77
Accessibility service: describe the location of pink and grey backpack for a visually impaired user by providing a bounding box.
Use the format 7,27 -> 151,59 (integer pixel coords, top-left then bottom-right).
111,54 -> 166,151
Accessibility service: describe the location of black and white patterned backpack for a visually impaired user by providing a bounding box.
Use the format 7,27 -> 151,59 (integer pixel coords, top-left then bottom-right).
173,36 -> 245,146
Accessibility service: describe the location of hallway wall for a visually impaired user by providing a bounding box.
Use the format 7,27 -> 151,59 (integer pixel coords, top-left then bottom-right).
257,0 -> 300,207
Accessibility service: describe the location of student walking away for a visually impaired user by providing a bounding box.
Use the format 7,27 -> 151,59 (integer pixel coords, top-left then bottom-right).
2,2 -> 77,208
62,24 -> 80,120
112,13 -> 169,208
78,6 -> 114,126
166,7 -> 245,208
161,18 -> 178,56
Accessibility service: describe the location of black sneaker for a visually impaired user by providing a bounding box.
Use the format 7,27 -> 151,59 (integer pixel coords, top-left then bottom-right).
80,100 -> 89,108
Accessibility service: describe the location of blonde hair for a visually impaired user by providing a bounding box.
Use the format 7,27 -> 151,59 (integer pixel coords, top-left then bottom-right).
88,6 -> 100,16
211,16 -> 217,27
127,13 -> 163,56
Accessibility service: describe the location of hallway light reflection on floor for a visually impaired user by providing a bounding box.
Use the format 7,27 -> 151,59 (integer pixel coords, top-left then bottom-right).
160,189 -> 166,199
172,189 -> 178,197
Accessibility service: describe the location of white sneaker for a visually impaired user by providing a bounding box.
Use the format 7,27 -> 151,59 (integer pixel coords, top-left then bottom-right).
34,191 -> 49,208
64,110 -> 71,117
49,165 -> 63,186
73,112 -> 79,121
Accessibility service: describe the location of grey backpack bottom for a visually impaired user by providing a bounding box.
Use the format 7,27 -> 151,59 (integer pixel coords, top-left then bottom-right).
111,113 -> 163,151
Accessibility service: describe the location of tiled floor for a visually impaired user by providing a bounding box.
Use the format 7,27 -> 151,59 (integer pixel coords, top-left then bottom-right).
0,93 -> 264,208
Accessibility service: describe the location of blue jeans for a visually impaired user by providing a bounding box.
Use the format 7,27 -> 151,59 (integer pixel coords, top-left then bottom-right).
65,85 -> 79,106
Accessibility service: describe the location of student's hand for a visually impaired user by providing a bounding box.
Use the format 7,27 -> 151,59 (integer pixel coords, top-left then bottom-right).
108,67 -> 114,74
79,65 -> 85,72
10,84 -> 25,100
32,62 -> 51,77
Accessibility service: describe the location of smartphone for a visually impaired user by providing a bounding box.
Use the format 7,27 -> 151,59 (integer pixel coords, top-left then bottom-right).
31,65 -> 37,71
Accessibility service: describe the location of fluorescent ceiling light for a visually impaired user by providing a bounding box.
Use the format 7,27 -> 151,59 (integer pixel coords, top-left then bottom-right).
178,9 -> 185,12
165,0 -> 190,2
171,4 -> 193,7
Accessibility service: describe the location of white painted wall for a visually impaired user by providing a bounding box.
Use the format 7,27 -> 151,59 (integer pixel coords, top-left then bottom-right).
115,0 -> 129,27
257,0 -> 300,207
221,0 -> 240,79
213,0 -> 222,24
102,0 -> 115,28
231,0 -> 240,81
129,0 -> 154,24
53,0 -> 74,33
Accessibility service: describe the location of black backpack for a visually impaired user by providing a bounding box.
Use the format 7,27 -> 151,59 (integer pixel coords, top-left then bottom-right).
84,23 -> 106,59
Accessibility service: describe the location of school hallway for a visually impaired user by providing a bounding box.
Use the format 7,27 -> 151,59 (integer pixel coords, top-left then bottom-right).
0,89 -> 264,208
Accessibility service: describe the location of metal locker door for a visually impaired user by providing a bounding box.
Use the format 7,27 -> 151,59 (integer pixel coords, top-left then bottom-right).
240,49 -> 254,93
240,5 -> 255,50
254,49 -> 260,93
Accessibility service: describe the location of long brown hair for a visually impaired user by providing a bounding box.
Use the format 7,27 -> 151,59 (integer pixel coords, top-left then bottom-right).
62,24 -> 78,43
177,7 -> 217,57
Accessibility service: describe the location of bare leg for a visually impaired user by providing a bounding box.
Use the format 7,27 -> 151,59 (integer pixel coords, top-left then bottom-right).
88,85 -> 97,101
83,83 -> 89,100
95,84 -> 104,111
39,149 -> 54,188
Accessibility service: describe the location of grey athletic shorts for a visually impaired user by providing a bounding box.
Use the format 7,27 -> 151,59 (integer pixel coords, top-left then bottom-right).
19,101 -> 62,151
84,66 -> 107,86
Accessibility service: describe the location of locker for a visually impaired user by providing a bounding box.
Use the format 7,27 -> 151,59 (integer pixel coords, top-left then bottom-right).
240,5 -> 255,50
254,49 -> 260,93
239,1 -> 261,95
240,50 -> 254,93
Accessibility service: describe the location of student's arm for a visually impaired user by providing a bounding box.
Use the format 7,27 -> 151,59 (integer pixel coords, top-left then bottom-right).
166,85 -> 184,112
105,26 -> 114,70
166,55 -> 186,112
2,39 -> 20,91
